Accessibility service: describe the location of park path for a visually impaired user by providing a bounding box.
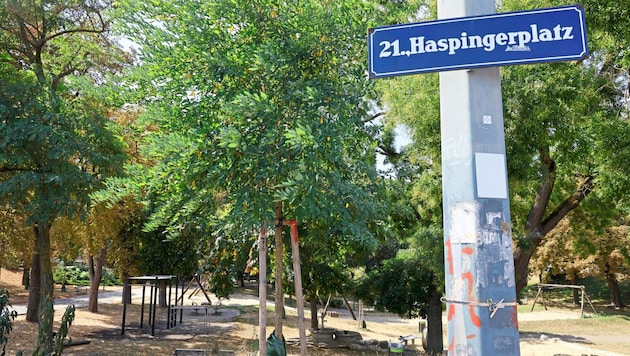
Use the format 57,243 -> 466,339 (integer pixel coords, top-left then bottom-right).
8,287 -> 141,316
8,286 -> 266,320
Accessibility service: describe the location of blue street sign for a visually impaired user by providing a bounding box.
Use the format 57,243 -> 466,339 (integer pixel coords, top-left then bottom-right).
368,5 -> 589,79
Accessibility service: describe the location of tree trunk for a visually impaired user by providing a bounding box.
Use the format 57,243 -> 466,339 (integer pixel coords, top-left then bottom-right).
274,201 -> 284,340
425,282 -> 444,355
88,247 -> 107,313
513,244 -> 538,298
238,271 -> 245,287
512,154 -> 593,297
122,273 -> 132,304
26,227 -> 40,322
159,280 -> 167,307
605,264 -> 624,308
309,293 -> 319,330
567,273 -> 580,306
22,257 -> 31,289
35,222 -> 55,354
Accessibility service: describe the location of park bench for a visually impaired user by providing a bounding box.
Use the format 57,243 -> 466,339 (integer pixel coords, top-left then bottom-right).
399,334 -> 421,345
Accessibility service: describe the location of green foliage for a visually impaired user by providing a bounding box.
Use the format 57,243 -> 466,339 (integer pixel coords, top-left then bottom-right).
108,0 -> 402,304
0,208 -> 31,270
355,255 -> 436,319
502,61 -> 627,227
290,230 -> 356,298
0,289 -> 18,356
377,0 -> 630,296
116,0 -> 383,226
1,1 -> 129,351
34,296 -> 75,356
372,155 -> 445,287
137,226 -> 201,279
104,199 -> 145,279
52,264 -> 121,287
52,304 -> 75,356
0,25 -> 127,228
200,225 -> 257,299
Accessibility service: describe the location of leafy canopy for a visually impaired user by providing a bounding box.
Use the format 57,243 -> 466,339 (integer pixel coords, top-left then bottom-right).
115,0 -> 387,243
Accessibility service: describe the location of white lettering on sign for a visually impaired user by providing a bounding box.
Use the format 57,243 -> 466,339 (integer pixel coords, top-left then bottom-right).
378,23 -> 575,58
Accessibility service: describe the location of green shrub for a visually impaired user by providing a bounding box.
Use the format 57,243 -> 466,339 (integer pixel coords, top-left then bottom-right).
1,289 -> 18,356
330,298 -> 345,309
53,264 -> 121,287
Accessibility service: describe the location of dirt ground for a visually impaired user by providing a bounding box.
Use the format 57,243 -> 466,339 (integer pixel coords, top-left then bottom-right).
2,268 -> 629,356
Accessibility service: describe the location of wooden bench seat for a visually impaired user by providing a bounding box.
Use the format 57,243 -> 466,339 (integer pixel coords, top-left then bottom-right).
399,334 -> 421,345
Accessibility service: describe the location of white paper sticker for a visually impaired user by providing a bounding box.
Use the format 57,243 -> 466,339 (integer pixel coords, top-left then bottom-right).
475,152 -> 508,199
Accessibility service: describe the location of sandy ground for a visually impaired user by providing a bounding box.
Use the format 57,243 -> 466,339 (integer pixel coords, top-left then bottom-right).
1,268 -> 628,355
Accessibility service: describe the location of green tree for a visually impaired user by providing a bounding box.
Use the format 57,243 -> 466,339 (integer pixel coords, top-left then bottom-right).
377,151 -> 445,354
286,223 -> 376,330
0,1 -> 126,352
356,254 -> 435,317
116,0 -> 386,340
501,60 -> 628,295
377,0 -> 630,298
52,202 -> 125,313
0,207 -> 32,274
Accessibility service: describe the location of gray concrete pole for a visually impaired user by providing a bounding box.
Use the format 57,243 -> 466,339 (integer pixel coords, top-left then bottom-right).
438,0 -> 521,355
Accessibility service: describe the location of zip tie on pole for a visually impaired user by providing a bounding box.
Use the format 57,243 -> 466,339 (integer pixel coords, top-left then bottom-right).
441,297 -> 518,318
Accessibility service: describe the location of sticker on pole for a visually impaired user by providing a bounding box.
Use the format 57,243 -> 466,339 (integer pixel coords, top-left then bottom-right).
368,5 -> 589,79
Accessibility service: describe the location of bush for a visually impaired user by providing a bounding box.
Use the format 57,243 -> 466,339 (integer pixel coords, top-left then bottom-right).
53,264 -> 121,286
330,298 -> 345,309
1,288 -> 18,356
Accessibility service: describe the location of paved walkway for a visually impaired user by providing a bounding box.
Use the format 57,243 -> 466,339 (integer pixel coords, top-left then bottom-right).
8,286 -> 265,322
8,287 -> 143,315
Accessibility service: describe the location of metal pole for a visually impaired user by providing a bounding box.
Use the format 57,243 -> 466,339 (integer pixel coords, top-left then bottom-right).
167,277 -> 173,329
438,0 -> 520,354
121,276 -> 129,335
580,286 -> 584,319
152,277 -> 158,336
140,283 -> 146,328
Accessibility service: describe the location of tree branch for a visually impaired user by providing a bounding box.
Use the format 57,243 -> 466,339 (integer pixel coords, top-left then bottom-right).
10,14 -> 38,62
363,111 -> 384,124
52,60 -> 82,91
377,144 -> 401,159
43,10 -> 109,44
524,146 -> 556,242
540,174 -> 595,236
43,24 -> 108,44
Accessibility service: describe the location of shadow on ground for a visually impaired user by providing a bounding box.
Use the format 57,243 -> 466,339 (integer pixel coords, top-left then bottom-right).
520,331 -> 592,345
